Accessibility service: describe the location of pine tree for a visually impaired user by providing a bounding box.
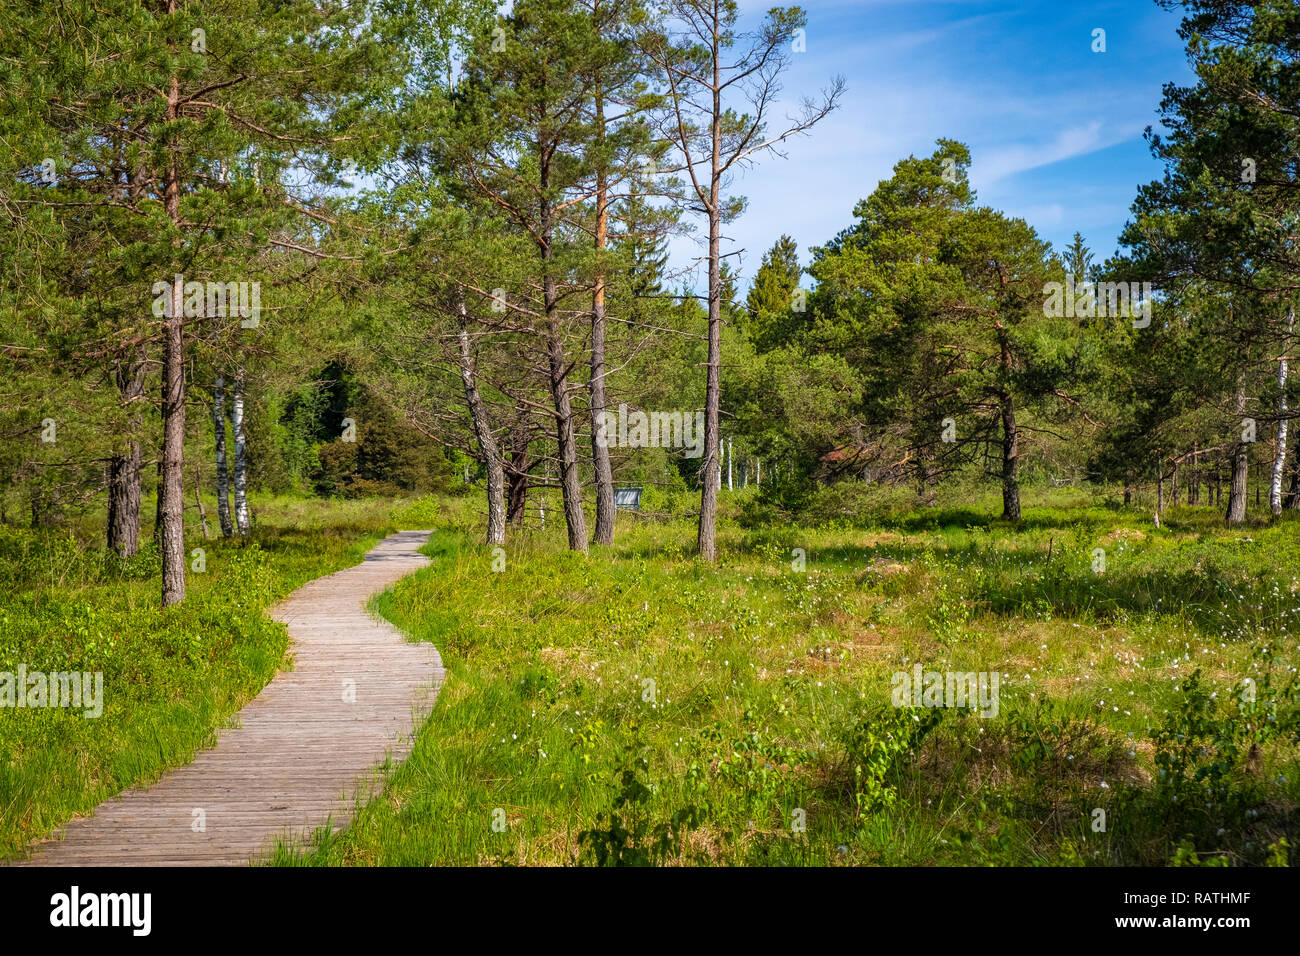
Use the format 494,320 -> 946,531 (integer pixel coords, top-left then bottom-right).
1,0 -> 409,601
746,235 -> 802,351
640,1 -> 842,561
1120,0 -> 1300,524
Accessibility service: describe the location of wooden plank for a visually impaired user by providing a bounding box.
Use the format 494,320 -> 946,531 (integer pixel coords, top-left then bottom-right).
13,529 -> 443,867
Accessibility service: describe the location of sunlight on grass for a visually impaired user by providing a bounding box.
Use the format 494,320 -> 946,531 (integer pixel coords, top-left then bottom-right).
0,494 -> 396,859
270,489 -> 1300,867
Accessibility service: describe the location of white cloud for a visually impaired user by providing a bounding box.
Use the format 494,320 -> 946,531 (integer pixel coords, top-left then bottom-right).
973,121 -> 1145,185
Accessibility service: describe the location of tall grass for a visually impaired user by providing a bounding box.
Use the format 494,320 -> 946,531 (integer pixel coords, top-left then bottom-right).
271,489 -> 1300,866
0,494 -> 397,858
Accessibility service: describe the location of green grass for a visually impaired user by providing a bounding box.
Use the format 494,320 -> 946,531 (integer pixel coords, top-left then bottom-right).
0,493 -> 431,859
5,485 -> 1296,866
269,487 -> 1300,866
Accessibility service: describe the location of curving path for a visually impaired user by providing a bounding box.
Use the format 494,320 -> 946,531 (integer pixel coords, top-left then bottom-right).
20,529 -> 443,866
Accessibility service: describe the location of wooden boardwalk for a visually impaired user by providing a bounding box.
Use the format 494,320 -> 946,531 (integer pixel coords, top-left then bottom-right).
19,530 -> 443,866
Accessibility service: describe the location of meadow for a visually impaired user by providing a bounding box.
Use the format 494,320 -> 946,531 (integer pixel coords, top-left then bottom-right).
5,486 -> 1297,866
258,486 -> 1300,866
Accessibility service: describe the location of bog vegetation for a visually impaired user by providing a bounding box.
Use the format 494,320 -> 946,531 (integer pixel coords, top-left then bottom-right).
1,0 -> 1298,865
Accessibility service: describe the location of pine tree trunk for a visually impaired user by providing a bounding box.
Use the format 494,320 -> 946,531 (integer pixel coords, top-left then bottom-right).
107,348 -> 145,557
107,444 -> 143,556
589,91 -> 615,547
695,63 -> 727,563
697,202 -> 722,561
159,66 -> 186,607
997,327 -> 1020,521
214,375 -> 233,537
547,327 -> 587,552
589,293 -> 615,544
231,374 -> 250,536
506,470 -> 529,527
1000,394 -> 1020,520
539,177 -> 587,552
456,299 -> 505,545
160,272 -> 186,606
1286,429 -> 1300,510
918,450 -> 939,507
1226,382 -> 1249,524
506,416 -> 530,528
1270,309 -> 1293,517
1192,445 -> 1199,505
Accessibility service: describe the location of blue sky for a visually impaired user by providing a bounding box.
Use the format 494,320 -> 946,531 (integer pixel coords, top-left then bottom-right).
672,0 -> 1197,292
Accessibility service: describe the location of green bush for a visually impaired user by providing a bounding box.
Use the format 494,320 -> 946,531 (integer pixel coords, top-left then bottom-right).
837,705 -> 946,816
577,753 -> 702,866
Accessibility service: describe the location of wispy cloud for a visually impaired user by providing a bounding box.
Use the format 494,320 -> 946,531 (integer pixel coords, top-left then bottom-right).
667,0 -> 1193,292
974,120 -> 1147,184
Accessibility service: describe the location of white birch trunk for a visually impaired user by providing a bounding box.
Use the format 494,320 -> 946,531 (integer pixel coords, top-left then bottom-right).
232,375 -> 250,536
214,376 -> 233,537
1270,309 -> 1294,517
